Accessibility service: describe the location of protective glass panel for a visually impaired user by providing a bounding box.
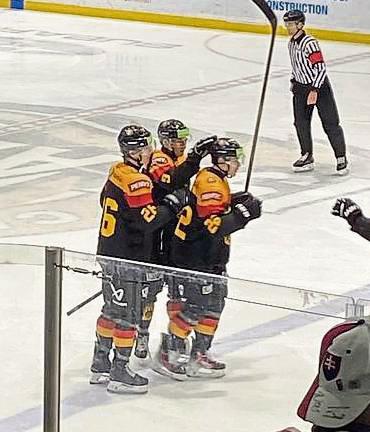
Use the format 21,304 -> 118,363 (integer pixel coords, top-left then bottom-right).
60,249 -> 355,432
0,243 -> 45,432
356,298 -> 370,318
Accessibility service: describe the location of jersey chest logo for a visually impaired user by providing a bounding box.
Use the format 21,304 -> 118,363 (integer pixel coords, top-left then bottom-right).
128,180 -> 151,192
201,191 -> 223,201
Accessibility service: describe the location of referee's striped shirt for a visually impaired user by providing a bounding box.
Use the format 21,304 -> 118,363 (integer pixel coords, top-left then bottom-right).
288,31 -> 327,89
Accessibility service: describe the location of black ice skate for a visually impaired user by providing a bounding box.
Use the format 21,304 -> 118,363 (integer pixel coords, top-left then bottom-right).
336,156 -> 349,176
186,351 -> 226,379
90,341 -> 112,384
152,333 -> 189,381
107,351 -> 148,394
134,330 -> 150,359
292,153 -> 314,172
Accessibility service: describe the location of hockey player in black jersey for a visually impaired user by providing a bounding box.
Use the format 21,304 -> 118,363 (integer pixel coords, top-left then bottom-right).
90,124 -> 188,394
152,137 -> 262,380
134,120 -> 216,360
332,198 -> 370,242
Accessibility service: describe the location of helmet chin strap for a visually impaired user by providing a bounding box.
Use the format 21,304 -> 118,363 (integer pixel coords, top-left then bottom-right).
293,23 -> 304,37
125,153 -> 144,171
215,161 -> 230,177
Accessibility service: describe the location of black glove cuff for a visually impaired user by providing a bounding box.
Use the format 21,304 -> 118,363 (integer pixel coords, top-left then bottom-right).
162,196 -> 181,215
347,209 -> 363,227
186,150 -> 202,164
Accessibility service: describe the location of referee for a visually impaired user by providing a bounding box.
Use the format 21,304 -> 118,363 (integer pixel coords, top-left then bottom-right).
283,10 -> 348,175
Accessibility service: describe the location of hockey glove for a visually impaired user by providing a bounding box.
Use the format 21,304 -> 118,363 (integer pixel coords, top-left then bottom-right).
163,188 -> 189,215
231,191 -> 253,205
233,195 -> 262,223
188,135 -> 218,160
331,198 -> 363,226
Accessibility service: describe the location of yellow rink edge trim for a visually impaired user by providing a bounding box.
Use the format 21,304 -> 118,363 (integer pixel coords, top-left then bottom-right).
24,1 -> 370,45
0,0 -> 10,7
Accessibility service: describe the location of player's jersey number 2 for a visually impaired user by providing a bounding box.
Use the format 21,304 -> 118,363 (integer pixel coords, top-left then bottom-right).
175,205 -> 193,240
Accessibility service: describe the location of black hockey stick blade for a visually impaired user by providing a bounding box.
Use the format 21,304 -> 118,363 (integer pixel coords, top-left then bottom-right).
66,289 -> 102,316
245,0 -> 277,191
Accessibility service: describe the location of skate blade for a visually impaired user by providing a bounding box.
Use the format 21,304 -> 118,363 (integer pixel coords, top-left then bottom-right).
152,363 -> 188,381
293,163 -> 314,172
89,372 -> 110,385
107,380 -> 148,394
335,167 -> 349,176
186,367 -> 226,380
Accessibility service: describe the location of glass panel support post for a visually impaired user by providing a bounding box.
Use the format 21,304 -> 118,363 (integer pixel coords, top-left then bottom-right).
44,247 -> 63,432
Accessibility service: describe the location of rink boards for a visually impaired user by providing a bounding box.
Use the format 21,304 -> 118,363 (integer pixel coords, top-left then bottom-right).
1,0 -> 370,44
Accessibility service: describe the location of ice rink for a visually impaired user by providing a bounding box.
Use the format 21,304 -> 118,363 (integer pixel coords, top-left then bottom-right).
0,8 -> 370,432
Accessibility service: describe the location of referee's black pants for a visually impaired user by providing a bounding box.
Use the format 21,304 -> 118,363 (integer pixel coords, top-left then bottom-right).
292,79 -> 346,158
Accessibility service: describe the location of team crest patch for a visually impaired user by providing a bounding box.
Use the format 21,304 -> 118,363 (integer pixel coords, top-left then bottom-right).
129,180 -> 151,192
207,177 -> 217,183
322,352 -> 342,381
201,192 -> 222,201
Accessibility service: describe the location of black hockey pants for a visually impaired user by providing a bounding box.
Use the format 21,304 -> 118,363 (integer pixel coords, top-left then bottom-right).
292,78 -> 346,158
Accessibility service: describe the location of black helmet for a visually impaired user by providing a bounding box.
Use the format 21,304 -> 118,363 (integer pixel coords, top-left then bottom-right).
157,119 -> 190,143
210,137 -> 244,165
117,125 -> 153,155
283,9 -> 305,25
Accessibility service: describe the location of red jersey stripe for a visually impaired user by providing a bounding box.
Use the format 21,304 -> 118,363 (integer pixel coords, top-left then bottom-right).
126,193 -> 153,208
197,204 -> 225,218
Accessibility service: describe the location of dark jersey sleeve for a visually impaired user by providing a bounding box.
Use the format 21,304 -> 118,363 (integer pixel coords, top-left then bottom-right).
351,214 -> 370,241
122,203 -> 173,233
212,210 -> 248,236
150,152 -> 199,193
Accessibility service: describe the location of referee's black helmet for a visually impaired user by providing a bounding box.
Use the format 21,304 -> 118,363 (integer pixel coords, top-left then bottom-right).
283,9 -> 305,25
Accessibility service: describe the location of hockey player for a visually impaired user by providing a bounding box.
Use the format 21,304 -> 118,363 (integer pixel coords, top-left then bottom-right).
134,119 -> 216,360
153,137 -> 262,380
90,124 -> 189,394
332,198 -> 370,242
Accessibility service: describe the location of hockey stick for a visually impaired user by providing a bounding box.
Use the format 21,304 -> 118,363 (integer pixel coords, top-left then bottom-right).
244,0 -> 277,191
66,289 -> 102,316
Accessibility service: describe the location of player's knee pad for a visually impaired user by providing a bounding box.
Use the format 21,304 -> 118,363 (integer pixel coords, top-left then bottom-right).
168,311 -> 195,340
96,315 -> 115,339
194,315 -> 219,336
113,325 -> 137,350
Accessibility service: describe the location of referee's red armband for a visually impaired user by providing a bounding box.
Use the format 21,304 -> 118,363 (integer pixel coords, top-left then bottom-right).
308,51 -> 324,64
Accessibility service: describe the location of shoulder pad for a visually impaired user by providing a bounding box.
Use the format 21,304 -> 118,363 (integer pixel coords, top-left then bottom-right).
151,150 -> 174,167
109,163 -> 153,195
192,168 -> 230,217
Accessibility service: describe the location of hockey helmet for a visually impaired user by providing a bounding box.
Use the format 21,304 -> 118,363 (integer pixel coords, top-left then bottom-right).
210,137 -> 244,165
117,124 -> 154,155
283,9 -> 305,25
157,119 -> 190,142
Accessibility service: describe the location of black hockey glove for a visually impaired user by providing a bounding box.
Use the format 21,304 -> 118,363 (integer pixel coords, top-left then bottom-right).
188,135 -> 217,160
233,194 -> 262,223
163,188 -> 190,215
332,198 -> 363,226
231,191 -> 253,205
